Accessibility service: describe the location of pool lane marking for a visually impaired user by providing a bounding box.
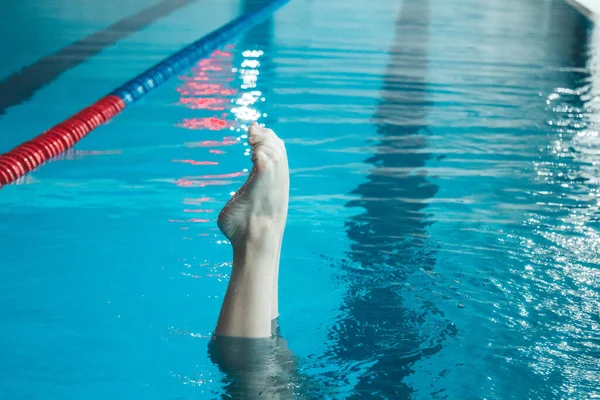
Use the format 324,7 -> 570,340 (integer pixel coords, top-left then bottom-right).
0,0 -> 201,117
0,0 -> 289,188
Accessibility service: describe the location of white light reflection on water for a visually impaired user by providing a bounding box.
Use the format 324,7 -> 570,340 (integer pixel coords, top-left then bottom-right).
511,14 -> 600,396
231,48 -> 264,136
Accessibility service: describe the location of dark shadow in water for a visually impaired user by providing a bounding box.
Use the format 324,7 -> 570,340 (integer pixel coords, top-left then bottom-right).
208,320 -> 310,399
0,0 -> 201,117
548,0 -> 589,70
326,0 -> 455,397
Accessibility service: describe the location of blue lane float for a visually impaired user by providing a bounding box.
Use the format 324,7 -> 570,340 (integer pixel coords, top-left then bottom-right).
111,0 -> 290,105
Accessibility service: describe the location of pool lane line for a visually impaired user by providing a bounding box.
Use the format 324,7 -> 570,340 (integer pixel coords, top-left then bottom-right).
0,0 -> 202,117
0,0 -> 290,188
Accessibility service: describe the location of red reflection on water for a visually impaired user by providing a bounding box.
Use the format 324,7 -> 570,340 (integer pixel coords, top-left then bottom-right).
178,117 -> 229,130
197,59 -> 222,72
185,139 -> 238,147
175,171 -> 245,187
171,49 -> 241,226
177,83 -> 236,96
173,159 -> 219,166
175,179 -> 234,187
180,74 -> 209,82
177,50 -> 236,111
197,171 -> 245,179
179,97 -> 226,110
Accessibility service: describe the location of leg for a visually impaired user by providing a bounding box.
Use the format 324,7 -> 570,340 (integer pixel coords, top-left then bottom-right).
271,215 -> 284,320
208,327 -> 300,399
215,122 -> 289,338
210,124 -> 319,398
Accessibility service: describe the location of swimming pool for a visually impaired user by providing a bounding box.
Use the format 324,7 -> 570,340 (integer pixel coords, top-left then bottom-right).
1,0 -> 599,398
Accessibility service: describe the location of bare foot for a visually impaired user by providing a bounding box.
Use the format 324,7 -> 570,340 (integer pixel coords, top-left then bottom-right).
217,122 -> 289,248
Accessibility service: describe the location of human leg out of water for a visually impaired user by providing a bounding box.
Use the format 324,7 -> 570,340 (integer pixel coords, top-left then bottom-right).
215,122 -> 289,338
210,124 -> 318,399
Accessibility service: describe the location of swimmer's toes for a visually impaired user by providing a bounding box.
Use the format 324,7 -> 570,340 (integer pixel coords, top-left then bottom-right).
249,123 -> 287,170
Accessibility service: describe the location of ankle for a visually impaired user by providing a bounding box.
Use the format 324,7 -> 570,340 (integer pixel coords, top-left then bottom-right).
245,215 -> 285,240
232,237 -> 281,269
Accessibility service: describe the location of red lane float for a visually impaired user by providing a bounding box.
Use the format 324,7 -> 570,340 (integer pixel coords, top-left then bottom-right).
0,95 -> 125,187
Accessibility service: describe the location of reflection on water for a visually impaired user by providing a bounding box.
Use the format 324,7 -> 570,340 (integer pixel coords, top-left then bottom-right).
513,1 -> 600,394
325,0 -> 456,397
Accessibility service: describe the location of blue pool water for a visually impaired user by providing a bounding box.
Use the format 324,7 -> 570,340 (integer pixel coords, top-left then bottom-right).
1,0 -> 599,398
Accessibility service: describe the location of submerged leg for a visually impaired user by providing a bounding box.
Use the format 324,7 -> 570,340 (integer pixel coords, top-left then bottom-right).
208,329 -> 299,399
215,122 -> 289,338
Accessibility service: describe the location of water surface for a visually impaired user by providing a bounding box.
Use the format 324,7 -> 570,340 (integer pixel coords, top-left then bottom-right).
1,0 -> 599,398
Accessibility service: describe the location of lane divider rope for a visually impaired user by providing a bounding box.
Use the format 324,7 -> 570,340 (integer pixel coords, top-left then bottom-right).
0,0 -> 289,188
